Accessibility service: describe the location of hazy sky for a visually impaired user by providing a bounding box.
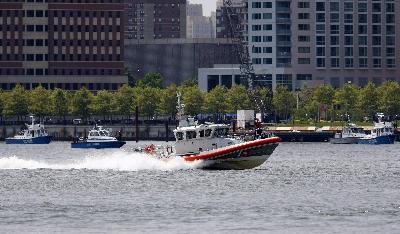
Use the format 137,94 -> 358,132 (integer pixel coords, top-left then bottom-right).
188,0 -> 216,16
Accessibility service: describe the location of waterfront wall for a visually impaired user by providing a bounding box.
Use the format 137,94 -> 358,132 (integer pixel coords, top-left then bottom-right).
0,124 -> 177,142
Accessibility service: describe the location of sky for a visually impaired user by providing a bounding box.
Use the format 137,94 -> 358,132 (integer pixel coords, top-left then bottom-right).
188,0 -> 216,16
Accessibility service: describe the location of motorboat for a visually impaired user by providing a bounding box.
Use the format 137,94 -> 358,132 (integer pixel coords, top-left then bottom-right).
358,114 -> 396,145
71,125 -> 126,149
5,116 -> 51,144
142,93 -> 281,170
330,123 -> 366,144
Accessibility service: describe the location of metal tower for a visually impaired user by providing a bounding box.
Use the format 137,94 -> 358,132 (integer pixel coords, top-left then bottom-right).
222,0 -> 255,91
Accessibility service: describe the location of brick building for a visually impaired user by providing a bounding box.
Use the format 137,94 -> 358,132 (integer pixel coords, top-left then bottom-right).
0,0 -> 126,91
124,0 -> 186,40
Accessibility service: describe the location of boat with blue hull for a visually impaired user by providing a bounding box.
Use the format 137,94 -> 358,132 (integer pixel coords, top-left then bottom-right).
5,116 -> 51,144
358,114 -> 396,145
71,125 -> 126,149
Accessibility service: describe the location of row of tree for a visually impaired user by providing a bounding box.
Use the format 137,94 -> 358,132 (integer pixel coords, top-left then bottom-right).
0,80 -> 399,123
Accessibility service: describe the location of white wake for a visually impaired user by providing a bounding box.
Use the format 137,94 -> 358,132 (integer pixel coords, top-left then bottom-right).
0,152 -> 203,171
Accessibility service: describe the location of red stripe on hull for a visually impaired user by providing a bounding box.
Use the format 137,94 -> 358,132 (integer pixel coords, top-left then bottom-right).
184,137 -> 281,161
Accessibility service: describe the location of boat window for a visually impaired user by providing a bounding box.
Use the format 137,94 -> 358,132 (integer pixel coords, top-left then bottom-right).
199,130 -> 204,137
205,129 -> 212,137
90,132 -> 99,137
31,131 -> 35,137
176,132 -> 184,140
186,131 -> 197,140
99,131 -> 106,136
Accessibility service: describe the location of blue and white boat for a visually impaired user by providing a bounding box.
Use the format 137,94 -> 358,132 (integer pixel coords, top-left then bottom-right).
330,123 -> 366,144
71,125 -> 126,149
5,116 -> 51,144
358,116 -> 396,145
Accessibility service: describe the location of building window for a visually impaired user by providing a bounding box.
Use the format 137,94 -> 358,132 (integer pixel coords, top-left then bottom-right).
316,2 -> 325,11
298,24 -> 310,31
359,47 -> 368,57
263,58 -> 272,64
263,2 -> 272,8
252,2 -> 262,8
263,47 -> 272,53
387,59 -> 396,68
345,58 -> 353,68
359,58 -> 368,68
296,74 -> 312,80
373,59 -> 381,68
316,36 -> 325,45
316,47 -> 325,56
317,58 -> 325,68
298,58 -> 310,64
298,47 -> 310,53
331,58 -> 340,68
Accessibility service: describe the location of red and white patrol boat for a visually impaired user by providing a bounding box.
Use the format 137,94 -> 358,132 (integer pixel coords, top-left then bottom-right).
144,93 -> 281,170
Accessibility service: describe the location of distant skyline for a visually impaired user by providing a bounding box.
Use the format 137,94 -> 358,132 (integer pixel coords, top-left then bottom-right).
188,0 -> 216,16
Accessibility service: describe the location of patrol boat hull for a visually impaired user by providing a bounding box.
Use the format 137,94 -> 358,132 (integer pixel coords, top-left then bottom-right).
183,137 -> 281,170
5,136 -> 51,144
358,135 -> 396,145
71,141 -> 126,149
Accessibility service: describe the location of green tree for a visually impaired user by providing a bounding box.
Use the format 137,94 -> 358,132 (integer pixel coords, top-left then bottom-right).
180,78 -> 198,88
114,84 -> 135,118
357,82 -> 379,119
377,81 -> 400,116
272,85 -> 296,121
181,86 -> 205,116
70,87 -> 93,121
334,83 -> 359,120
136,72 -> 164,88
51,88 -> 69,123
226,85 -> 251,113
29,86 -> 52,120
249,87 -> 273,115
312,84 -> 335,121
3,85 -> 29,120
92,90 -> 115,121
135,86 -> 160,119
204,85 -> 228,114
159,84 -> 178,118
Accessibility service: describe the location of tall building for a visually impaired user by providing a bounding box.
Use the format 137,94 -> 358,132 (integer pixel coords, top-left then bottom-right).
124,0 -> 186,40
186,3 -> 215,39
247,0 -> 400,90
0,0 -> 126,91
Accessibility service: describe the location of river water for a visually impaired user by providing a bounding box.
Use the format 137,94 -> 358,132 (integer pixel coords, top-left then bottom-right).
0,142 -> 399,233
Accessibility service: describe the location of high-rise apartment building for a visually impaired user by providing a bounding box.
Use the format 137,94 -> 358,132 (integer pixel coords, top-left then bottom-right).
124,0 -> 186,40
247,0 -> 400,90
186,3 -> 215,39
0,0 -> 126,91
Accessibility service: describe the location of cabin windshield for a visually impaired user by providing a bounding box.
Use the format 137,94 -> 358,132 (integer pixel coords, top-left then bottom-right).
90,132 -> 100,137
214,128 -> 228,137
99,131 -> 106,136
186,131 -> 197,140
176,132 -> 184,140
205,129 -> 212,137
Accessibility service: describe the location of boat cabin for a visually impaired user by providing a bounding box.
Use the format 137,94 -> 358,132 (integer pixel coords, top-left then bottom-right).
174,125 -> 229,142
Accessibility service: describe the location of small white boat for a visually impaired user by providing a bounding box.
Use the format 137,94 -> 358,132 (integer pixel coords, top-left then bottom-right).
71,125 -> 126,149
5,116 -> 51,144
330,123 -> 366,144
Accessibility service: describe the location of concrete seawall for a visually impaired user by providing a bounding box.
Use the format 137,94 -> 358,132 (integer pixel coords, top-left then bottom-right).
0,124 -> 177,141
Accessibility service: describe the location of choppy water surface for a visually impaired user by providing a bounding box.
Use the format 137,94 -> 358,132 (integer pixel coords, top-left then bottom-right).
0,142 -> 399,233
